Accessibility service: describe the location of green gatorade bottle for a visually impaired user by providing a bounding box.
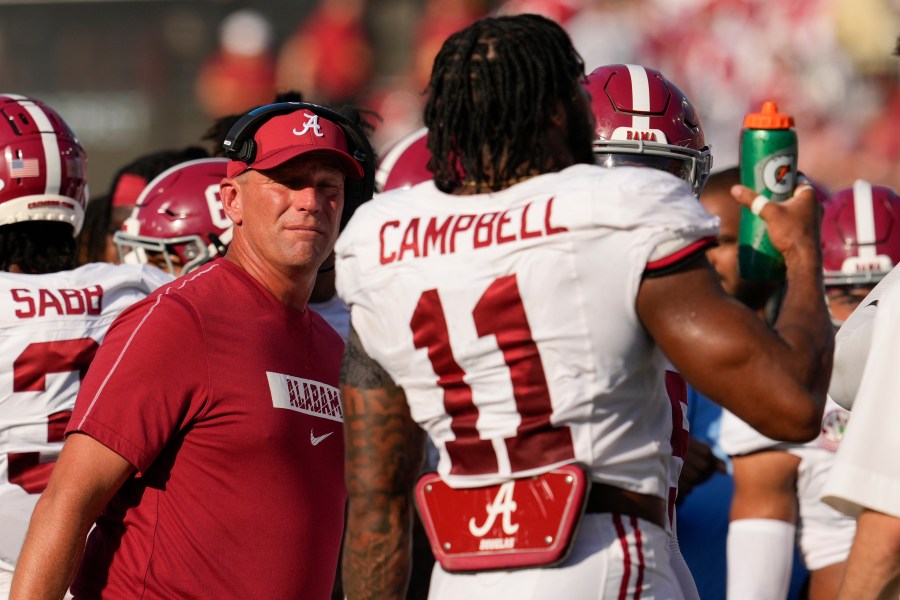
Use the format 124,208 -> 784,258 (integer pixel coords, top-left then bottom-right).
737,101 -> 798,281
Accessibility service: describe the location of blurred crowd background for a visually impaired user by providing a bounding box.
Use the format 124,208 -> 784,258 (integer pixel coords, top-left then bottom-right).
1,0 -> 897,199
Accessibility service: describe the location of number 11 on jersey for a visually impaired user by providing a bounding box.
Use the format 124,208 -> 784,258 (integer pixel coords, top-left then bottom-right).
410,274 -> 575,477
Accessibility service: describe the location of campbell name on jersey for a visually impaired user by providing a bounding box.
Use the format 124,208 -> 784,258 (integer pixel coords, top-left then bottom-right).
336,163 -> 718,495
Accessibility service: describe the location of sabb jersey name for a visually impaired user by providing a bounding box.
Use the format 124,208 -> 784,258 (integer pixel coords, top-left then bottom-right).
10,285 -> 103,318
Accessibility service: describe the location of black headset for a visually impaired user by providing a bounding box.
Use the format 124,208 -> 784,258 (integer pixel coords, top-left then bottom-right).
222,101 -> 376,230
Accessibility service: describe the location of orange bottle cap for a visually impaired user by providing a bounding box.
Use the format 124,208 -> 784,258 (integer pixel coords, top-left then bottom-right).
743,101 -> 794,129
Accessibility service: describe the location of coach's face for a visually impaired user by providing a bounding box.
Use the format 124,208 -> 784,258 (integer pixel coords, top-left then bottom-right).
224,154 -> 345,275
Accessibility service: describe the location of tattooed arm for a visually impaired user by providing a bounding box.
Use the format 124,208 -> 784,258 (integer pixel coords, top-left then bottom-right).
341,326 -> 426,600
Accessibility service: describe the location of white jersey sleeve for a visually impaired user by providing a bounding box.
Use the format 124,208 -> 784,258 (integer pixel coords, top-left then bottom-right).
0,263 -> 170,571
337,164 -> 717,495
828,263 -> 900,409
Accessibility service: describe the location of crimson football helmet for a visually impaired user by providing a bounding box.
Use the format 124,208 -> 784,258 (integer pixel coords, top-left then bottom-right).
113,158 -> 232,275
821,179 -> 900,287
584,64 -> 712,196
375,127 -> 431,192
0,94 -> 88,236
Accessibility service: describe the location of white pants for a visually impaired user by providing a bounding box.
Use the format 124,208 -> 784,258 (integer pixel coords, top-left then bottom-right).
795,447 -> 856,570
428,513 -> 685,599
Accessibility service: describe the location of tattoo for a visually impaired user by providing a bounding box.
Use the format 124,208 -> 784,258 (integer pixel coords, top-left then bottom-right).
341,326 -> 394,389
341,327 -> 426,599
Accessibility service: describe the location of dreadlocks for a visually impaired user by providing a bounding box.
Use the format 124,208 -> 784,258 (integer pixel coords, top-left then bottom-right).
0,221 -> 77,273
424,13 -> 587,194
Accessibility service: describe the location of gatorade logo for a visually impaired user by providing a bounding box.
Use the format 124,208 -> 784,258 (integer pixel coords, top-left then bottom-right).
762,155 -> 795,195
775,165 -> 791,184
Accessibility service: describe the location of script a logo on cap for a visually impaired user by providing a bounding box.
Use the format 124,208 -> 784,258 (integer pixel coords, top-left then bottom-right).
293,112 -> 325,138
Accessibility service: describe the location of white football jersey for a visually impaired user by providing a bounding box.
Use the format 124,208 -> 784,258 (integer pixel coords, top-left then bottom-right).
336,164 -> 718,495
0,262 -> 171,571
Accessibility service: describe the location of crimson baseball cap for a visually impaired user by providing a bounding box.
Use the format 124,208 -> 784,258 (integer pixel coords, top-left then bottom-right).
226,110 -> 365,179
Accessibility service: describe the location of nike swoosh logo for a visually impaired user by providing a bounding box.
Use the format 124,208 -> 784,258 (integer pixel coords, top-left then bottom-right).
310,430 -> 334,446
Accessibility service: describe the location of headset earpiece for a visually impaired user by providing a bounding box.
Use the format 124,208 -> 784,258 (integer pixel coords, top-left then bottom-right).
222,102 -> 304,163
230,139 -> 256,164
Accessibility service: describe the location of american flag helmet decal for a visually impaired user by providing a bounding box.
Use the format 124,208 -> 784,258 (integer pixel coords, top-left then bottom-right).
0,94 -> 88,236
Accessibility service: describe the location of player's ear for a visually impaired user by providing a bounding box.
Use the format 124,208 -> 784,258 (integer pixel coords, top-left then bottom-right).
219,177 -> 243,226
